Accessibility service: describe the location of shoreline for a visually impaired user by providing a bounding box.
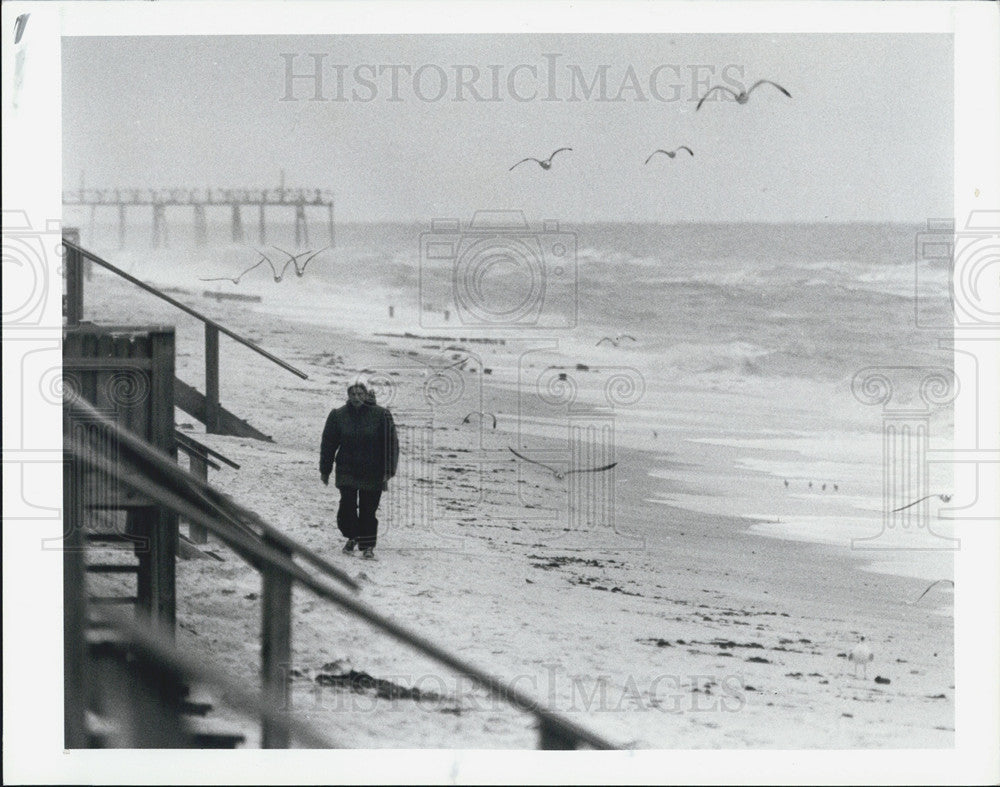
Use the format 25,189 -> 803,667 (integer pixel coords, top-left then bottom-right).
79,263 -> 955,748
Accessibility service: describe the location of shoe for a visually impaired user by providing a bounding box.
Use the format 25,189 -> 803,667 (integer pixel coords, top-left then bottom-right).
361,547 -> 376,560
342,539 -> 357,554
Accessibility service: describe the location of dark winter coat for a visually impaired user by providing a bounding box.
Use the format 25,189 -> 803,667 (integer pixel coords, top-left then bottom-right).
320,398 -> 399,491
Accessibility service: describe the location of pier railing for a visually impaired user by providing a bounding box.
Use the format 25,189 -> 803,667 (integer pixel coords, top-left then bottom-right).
65,394 -> 619,750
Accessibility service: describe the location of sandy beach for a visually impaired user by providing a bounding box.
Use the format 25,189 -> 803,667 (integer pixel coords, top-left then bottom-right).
80,260 -> 955,749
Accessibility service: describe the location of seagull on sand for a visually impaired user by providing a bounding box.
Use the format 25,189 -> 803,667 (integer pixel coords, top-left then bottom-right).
848,636 -> 874,679
509,148 -> 572,171
696,79 -> 791,111
644,147 -> 694,164
911,579 -> 954,605
508,447 -> 617,481
462,411 -> 497,429
891,493 -> 952,513
199,251 -> 276,284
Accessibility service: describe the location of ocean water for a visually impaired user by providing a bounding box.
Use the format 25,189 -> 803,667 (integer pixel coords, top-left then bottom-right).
70,216 -> 955,583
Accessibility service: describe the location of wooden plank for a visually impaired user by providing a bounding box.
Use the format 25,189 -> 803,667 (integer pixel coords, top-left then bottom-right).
174,377 -> 273,442
149,330 -> 177,639
63,456 -> 89,748
64,229 -> 84,325
538,719 -> 577,750
260,535 -> 293,749
174,430 -> 237,469
86,564 -> 139,574
187,454 -> 209,544
173,377 -> 206,423
63,358 -> 153,370
89,596 -> 139,605
205,324 -> 220,434
174,439 -> 221,471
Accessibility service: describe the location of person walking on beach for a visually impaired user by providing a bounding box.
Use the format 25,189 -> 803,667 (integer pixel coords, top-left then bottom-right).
320,382 -> 399,559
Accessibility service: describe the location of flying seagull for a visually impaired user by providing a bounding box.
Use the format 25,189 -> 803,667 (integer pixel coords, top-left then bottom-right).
911,579 -> 954,605
509,148 -> 572,171
596,334 -> 638,347
272,245 -> 330,277
462,411 -> 497,429
696,80 -> 791,111
199,251 -> 275,284
645,147 -> 694,164
891,493 -> 952,513
848,636 -> 874,679
508,447 -> 617,480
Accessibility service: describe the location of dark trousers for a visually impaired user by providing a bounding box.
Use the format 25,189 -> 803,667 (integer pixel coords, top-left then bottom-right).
336,486 -> 382,550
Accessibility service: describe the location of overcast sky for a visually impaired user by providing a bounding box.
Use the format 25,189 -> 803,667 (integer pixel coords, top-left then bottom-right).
62,33 -> 953,223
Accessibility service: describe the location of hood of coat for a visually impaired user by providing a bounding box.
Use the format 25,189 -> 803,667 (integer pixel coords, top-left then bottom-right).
345,383 -> 377,408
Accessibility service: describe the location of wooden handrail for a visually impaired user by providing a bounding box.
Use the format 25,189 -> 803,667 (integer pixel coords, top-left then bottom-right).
174,430 -> 240,469
66,396 -> 620,750
61,239 -> 307,380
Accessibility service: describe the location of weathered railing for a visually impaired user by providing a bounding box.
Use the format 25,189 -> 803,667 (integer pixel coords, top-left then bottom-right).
65,395 -> 620,750
62,236 -> 305,439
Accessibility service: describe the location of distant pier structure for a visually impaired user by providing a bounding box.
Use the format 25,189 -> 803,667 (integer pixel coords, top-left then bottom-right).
63,177 -> 335,249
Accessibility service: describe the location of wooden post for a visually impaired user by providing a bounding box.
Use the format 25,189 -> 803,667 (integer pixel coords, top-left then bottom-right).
294,203 -> 308,247
328,202 -> 335,247
194,204 -> 207,246
261,535 -> 293,748
538,719 -> 576,750
149,330 -> 177,637
188,453 -> 209,544
118,203 -> 127,249
258,202 -> 267,245
152,204 -> 167,248
231,204 -> 243,243
63,454 -> 89,748
64,228 -> 84,326
205,324 -> 220,434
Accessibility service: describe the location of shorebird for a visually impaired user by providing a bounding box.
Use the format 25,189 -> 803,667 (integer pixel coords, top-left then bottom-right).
508,447 -> 617,480
199,251 -> 274,284
696,79 -> 791,111
892,493 -> 952,513
644,147 -> 694,164
911,579 -> 954,605
848,636 -> 874,679
509,148 -> 572,171
596,334 -> 638,347
272,245 -> 330,277
462,411 -> 497,429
